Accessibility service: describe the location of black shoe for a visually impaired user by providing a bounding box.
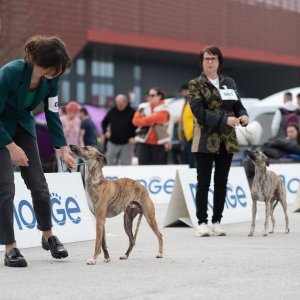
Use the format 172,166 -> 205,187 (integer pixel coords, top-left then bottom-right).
4,248 -> 27,267
42,236 -> 68,259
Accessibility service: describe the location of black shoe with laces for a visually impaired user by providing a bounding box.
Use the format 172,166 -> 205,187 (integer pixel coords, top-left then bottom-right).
4,248 -> 27,267
41,235 -> 68,259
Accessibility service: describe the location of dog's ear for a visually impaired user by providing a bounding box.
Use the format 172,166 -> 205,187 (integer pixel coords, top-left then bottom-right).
265,156 -> 269,166
101,153 -> 107,165
96,152 -> 107,165
262,153 -> 270,166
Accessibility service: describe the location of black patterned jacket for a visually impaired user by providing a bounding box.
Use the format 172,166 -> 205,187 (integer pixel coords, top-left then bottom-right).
189,72 -> 248,154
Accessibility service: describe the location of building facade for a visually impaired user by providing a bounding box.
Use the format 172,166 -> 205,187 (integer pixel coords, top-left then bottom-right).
1,0 -> 300,106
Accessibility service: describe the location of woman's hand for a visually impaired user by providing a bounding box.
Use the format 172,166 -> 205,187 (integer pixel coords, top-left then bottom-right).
6,142 -> 29,166
60,146 -> 77,169
239,115 -> 249,126
227,117 -> 240,128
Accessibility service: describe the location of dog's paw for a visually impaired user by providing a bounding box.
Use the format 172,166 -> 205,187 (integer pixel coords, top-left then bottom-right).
86,258 -> 96,265
248,232 -> 253,236
119,255 -> 128,260
156,253 -> 163,259
262,232 -> 268,236
104,258 -> 110,263
285,228 -> 290,234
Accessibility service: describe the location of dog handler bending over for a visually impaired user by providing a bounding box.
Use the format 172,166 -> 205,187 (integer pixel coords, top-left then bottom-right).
0,35 -> 76,267
189,46 -> 248,237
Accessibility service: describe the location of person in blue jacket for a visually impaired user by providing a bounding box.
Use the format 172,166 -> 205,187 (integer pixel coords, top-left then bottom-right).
0,35 -> 76,267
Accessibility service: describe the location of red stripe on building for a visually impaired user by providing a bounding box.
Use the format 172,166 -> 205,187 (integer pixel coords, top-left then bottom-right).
87,29 -> 300,67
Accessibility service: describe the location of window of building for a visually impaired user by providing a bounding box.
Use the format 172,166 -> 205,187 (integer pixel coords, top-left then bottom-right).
76,59 -> 86,76
133,65 -> 142,81
91,83 -> 114,106
76,82 -> 85,103
133,65 -> 142,105
60,80 -> 70,103
91,61 -> 114,78
132,86 -> 142,107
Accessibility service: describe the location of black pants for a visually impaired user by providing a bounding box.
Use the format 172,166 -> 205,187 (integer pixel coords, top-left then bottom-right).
0,125 -> 52,245
137,143 -> 167,165
194,143 -> 233,224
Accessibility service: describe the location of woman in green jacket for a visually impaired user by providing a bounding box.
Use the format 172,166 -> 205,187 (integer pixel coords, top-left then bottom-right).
0,35 -> 76,267
189,46 -> 249,237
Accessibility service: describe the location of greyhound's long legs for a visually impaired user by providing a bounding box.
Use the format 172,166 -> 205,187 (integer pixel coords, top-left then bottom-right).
269,203 -> 275,233
280,197 -> 290,234
134,213 -> 143,242
263,200 -> 271,236
102,225 -> 110,262
120,205 -> 140,260
87,205 -> 106,265
249,200 -> 257,236
142,198 -> 163,258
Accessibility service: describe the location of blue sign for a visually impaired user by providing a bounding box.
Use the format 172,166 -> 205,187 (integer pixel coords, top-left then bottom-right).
13,193 -> 81,230
189,182 -> 248,209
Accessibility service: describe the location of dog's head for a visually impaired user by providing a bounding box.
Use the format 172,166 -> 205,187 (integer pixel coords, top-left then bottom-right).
244,150 -> 269,167
69,145 -> 107,166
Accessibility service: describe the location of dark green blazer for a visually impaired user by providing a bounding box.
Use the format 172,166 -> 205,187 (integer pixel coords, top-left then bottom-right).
0,59 -> 67,148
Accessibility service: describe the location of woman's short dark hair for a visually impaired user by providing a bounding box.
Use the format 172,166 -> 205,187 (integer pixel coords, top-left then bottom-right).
199,46 -> 224,72
24,35 -> 72,76
286,124 -> 300,145
147,87 -> 166,99
80,107 -> 89,116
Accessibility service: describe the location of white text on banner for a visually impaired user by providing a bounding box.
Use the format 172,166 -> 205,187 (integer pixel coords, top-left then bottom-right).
0,173 -> 95,251
164,167 -> 252,228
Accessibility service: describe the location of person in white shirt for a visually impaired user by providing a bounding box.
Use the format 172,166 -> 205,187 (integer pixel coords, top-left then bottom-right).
271,92 -> 298,139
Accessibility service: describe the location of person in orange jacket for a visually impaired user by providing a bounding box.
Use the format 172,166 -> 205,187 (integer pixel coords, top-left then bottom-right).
133,87 -> 170,165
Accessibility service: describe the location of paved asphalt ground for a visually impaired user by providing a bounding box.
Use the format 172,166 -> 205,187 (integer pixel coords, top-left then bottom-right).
0,203 -> 299,300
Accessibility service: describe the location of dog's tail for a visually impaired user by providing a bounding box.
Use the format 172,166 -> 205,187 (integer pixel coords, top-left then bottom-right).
133,213 -> 143,242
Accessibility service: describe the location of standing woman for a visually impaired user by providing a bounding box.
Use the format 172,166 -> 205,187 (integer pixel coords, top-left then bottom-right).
189,46 -> 248,237
0,35 -> 76,267
133,87 -> 170,165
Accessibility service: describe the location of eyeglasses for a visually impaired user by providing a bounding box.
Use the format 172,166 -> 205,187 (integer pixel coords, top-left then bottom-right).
203,57 -> 218,62
148,94 -> 158,97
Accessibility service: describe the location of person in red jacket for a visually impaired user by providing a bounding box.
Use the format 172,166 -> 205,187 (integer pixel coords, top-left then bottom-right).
133,87 -> 170,165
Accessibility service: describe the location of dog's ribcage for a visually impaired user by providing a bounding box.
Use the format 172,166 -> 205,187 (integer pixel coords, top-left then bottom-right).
252,169 -> 282,202
84,166 -> 148,218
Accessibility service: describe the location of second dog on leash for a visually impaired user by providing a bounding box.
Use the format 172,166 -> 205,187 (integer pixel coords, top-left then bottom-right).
244,150 -> 289,236
70,145 -> 163,265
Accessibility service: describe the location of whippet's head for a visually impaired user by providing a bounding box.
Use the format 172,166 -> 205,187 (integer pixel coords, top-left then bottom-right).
69,145 -> 107,166
244,150 -> 269,167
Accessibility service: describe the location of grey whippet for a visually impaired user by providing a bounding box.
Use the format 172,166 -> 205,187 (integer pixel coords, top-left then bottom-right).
244,150 -> 289,236
70,145 -> 163,265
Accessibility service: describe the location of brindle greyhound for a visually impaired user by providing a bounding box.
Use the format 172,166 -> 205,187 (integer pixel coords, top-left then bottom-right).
69,145 -> 163,265
244,150 -> 289,236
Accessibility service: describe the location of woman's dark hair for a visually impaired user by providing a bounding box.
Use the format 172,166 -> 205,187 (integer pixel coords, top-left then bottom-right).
286,124 -> 300,145
147,87 -> 166,100
199,46 -> 224,72
80,107 -> 89,116
24,35 -> 72,76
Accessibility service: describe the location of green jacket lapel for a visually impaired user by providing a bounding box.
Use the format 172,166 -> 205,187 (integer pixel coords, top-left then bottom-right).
17,63 -> 33,108
31,78 -> 49,109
